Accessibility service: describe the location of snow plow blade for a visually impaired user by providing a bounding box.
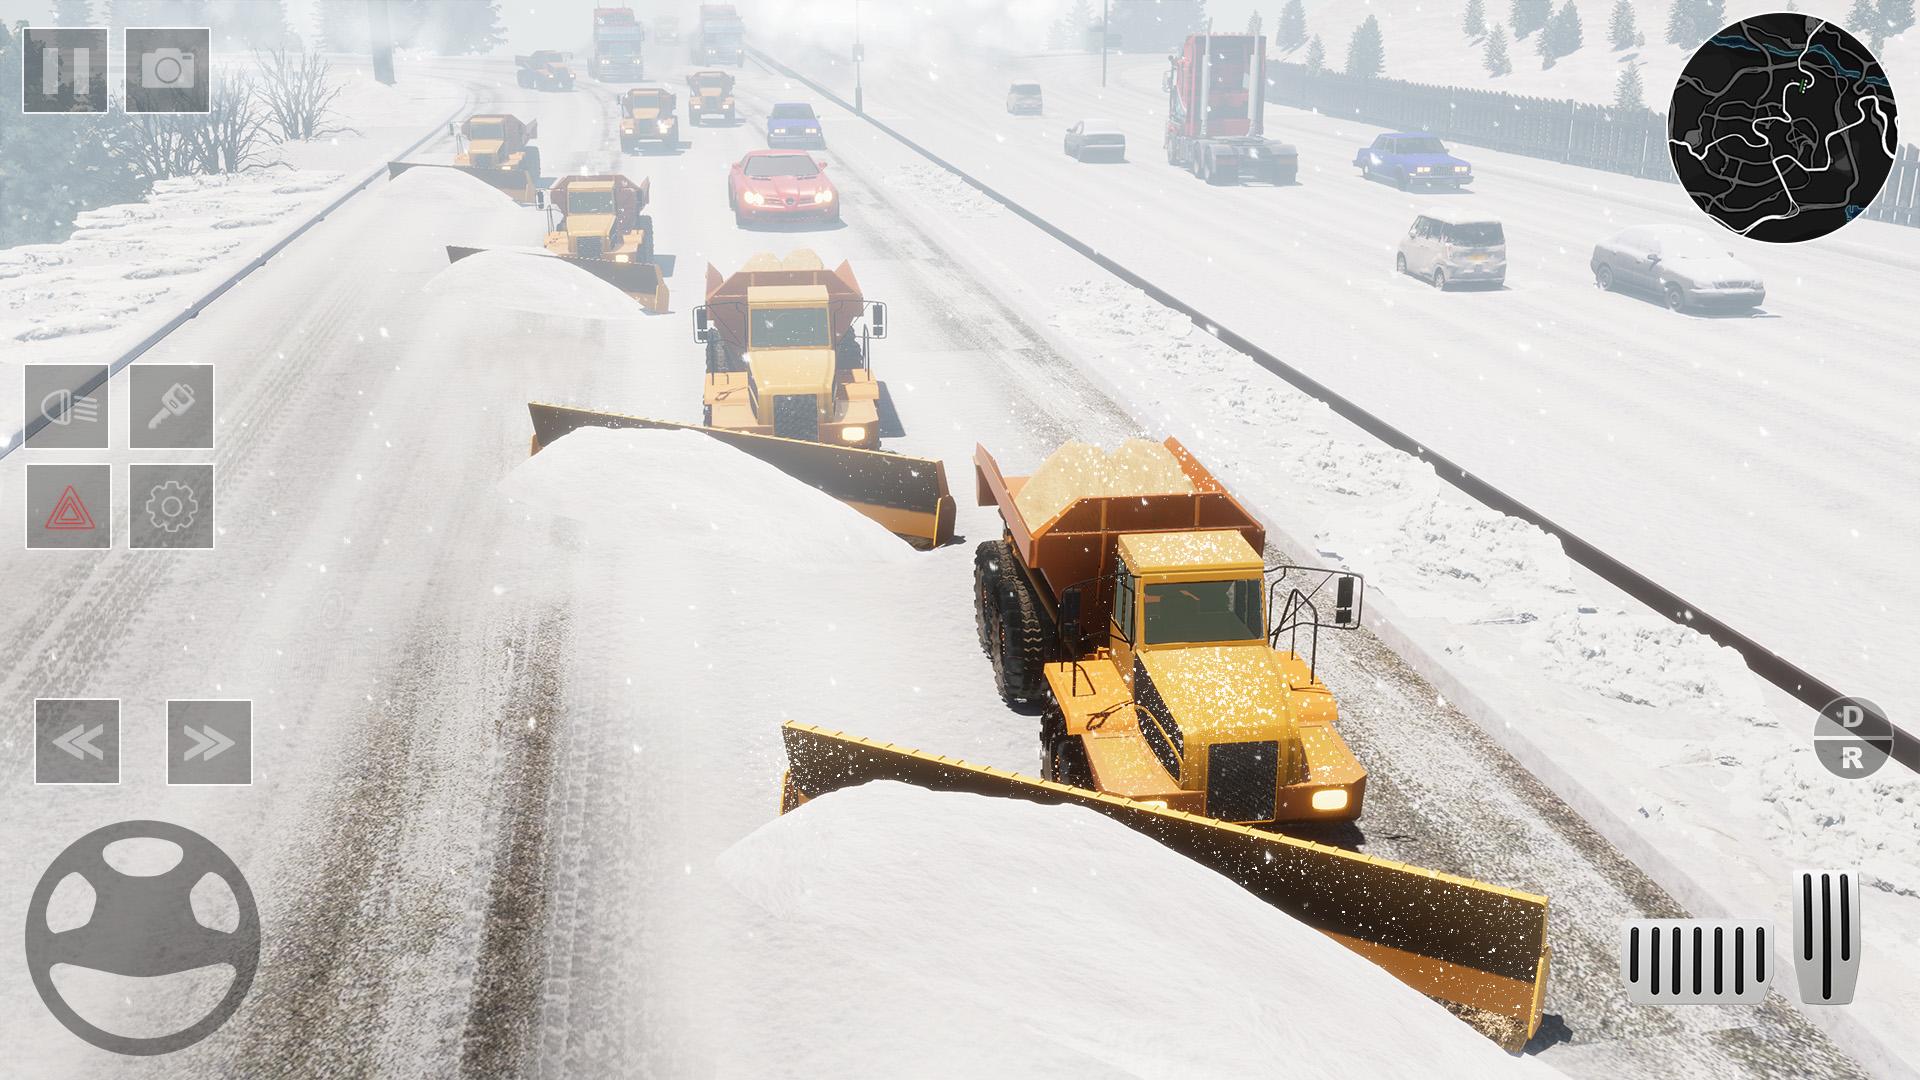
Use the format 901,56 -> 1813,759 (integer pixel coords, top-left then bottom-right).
447,246 -> 670,313
387,161 -> 540,205
778,722 -> 1551,1051
527,403 -> 957,548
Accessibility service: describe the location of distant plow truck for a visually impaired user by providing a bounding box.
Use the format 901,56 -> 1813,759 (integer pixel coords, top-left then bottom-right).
387,113 -> 542,204
592,7 -> 646,82
515,50 -> 576,91
694,3 -> 746,65
445,174 -> 669,313
686,70 -> 736,124
694,250 -> 888,451
619,87 -> 681,152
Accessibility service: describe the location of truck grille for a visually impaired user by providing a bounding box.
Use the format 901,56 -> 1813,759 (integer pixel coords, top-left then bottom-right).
772,394 -> 819,441
575,236 -> 604,259
1206,741 -> 1278,822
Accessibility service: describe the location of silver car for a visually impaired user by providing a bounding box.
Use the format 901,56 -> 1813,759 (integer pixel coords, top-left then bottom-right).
1396,209 -> 1506,290
1591,224 -> 1764,313
1006,82 -> 1042,115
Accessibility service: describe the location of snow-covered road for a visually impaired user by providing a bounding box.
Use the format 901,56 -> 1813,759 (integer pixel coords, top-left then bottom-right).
766,43 -> 1920,743
0,43 -> 1875,1080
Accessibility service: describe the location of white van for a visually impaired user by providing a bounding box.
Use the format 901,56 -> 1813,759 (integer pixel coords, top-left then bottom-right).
1396,209 -> 1506,290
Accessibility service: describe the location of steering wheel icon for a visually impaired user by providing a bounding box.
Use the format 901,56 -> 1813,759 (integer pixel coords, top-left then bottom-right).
24,820 -> 260,1056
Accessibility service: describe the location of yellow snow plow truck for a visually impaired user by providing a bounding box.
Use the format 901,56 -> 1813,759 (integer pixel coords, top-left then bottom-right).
387,113 -> 542,204
686,69 -> 737,124
619,86 -> 681,152
445,174 -> 668,313
776,436 -> 1552,1051
694,250 -> 887,450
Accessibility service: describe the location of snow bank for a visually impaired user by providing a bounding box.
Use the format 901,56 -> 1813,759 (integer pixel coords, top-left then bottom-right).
423,249 -> 646,319
384,163 -> 534,213
498,425 -> 909,564
718,781 -> 1558,1079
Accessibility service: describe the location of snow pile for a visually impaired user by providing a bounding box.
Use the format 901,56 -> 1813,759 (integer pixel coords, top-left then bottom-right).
1013,437 -> 1193,524
717,781 -> 1558,1079
384,163 -> 536,213
883,162 -> 1001,219
423,249 -> 647,319
499,426 -> 909,564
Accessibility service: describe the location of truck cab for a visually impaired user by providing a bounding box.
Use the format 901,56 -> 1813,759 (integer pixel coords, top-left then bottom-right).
705,284 -> 879,446
1053,529 -> 1366,824
542,175 -> 651,263
687,70 -> 737,124
620,87 -> 680,152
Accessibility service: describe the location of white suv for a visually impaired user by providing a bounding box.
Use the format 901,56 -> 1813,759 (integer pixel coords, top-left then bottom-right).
1396,210 -> 1506,290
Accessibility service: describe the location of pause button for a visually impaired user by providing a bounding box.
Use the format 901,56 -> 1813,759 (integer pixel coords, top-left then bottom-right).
1813,697 -> 1893,779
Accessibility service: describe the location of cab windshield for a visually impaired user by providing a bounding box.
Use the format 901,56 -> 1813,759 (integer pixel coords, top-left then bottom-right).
750,307 -> 831,347
565,190 -> 615,214
1142,579 -> 1263,645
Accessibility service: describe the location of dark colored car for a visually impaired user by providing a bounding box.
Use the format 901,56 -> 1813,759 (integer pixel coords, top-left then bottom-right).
766,102 -> 824,149
1063,119 -> 1126,162
1353,133 -> 1473,189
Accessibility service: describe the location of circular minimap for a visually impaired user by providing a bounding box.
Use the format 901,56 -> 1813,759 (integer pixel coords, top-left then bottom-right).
1669,13 -> 1898,243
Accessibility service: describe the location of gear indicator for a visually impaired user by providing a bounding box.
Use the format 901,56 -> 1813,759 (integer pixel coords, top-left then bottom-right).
129,463 -> 214,549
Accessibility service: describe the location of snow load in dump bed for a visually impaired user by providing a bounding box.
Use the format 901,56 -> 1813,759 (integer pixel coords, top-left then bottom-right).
1011,438 -> 1195,526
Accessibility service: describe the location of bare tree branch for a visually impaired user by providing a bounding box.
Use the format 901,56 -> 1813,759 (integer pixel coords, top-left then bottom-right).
255,48 -> 354,144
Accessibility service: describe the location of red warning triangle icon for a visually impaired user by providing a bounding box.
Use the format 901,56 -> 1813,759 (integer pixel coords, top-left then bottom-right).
45,484 -> 96,531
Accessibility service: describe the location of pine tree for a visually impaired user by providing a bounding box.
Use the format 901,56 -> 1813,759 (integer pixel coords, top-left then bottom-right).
1484,24 -> 1513,74
1608,0 -> 1636,48
1540,0 -> 1583,66
1248,10 -> 1262,36
1847,0 -> 1879,43
417,0 -> 504,54
1665,0 -> 1688,44
1304,33 -> 1326,72
1614,63 -> 1645,107
1277,0 -> 1307,49
214,0 -> 290,50
1068,0 -> 1094,50
1346,13 -> 1385,76
315,0 -> 366,52
1465,0 -> 1487,37
52,0 -> 93,25
1511,0 -> 1552,37
1883,0 -> 1916,36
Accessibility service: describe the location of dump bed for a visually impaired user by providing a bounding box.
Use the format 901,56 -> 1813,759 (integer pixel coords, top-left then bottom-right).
548,174 -> 649,229
687,70 -> 735,93
702,253 -> 864,354
623,87 -> 675,115
461,114 -> 533,147
976,438 -> 1265,635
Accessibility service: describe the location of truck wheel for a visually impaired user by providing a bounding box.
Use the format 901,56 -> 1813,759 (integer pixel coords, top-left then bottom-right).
704,337 -> 727,374
1042,707 -> 1094,788
973,540 -> 1005,653
703,404 -> 713,426
990,567 -> 1050,710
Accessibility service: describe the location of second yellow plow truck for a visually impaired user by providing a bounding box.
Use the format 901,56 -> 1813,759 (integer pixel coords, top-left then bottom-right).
779,437 -> 1551,1051
693,250 -> 888,450
522,255 -> 952,547
446,173 -> 669,313
387,113 -> 543,204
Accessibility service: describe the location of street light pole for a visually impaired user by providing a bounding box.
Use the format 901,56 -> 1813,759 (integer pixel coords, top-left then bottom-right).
1100,0 -> 1108,87
854,0 -> 864,114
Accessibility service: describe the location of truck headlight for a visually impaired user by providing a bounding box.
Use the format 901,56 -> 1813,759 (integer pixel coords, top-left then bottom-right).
1311,789 -> 1350,812
743,190 -> 765,206
659,118 -> 675,131
813,189 -> 835,204
613,253 -> 631,263
839,425 -> 866,443
723,97 -> 735,107
621,121 -> 634,134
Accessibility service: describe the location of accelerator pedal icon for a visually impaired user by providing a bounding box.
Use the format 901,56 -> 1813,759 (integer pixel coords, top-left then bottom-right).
1793,870 -> 1863,1005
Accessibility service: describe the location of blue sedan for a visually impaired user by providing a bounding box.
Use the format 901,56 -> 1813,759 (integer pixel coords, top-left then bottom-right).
767,102 -> 825,149
1353,133 -> 1473,190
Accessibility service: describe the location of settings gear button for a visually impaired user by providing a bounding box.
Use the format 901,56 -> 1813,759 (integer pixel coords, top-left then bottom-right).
130,464 -> 214,549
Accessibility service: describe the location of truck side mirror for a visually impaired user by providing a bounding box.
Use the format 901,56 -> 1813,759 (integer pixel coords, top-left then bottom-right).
1332,573 -> 1362,628
534,188 -> 548,210
692,305 -> 712,342
867,301 -> 888,339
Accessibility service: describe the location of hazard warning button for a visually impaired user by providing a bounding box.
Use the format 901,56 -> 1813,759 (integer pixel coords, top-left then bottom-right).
26,463 -> 110,550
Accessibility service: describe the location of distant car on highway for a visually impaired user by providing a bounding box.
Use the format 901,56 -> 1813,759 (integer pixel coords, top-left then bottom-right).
1590,224 -> 1765,313
766,102 -> 824,148
727,150 -> 839,226
1354,133 -> 1473,189
1006,82 -> 1043,115
1396,210 -> 1505,290
1063,119 -> 1126,162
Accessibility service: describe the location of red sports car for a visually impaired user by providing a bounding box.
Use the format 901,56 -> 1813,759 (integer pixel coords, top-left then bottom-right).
727,150 -> 839,226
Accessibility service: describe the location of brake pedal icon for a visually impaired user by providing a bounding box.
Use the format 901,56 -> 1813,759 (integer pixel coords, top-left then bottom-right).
1793,870 -> 1862,1004
1619,920 -> 1773,1004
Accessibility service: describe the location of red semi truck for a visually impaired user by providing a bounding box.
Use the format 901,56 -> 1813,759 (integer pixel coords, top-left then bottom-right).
592,8 -> 646,81
1163,34 -> 1297,185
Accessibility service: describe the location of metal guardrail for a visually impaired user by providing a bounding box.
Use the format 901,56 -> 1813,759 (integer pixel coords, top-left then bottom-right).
749,46 -> 1916,777
2,96 -> 470,460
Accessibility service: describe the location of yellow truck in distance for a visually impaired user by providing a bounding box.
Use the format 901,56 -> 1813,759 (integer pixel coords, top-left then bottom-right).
686,70 -> 737,124
693,251 -> 889,449
620,87 -> 681,152
387,113 -> 542,204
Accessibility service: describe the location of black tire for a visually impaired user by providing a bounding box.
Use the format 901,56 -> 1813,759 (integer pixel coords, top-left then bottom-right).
734,208 -> 748,228
1395,170 -> 1409,190
1595,263 -> 1614,291
1432,267 -> 1447,291
972,540 -> 1003,653
1395,252 -> 1408,276
985,550 -> 1049,708
702,404 -> 713,426
1041,704 -> 1093,788
1664,283 -> 1688,312
520,146 -> 542,184
727,185 -> 736,210
704,337 -> 728,374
